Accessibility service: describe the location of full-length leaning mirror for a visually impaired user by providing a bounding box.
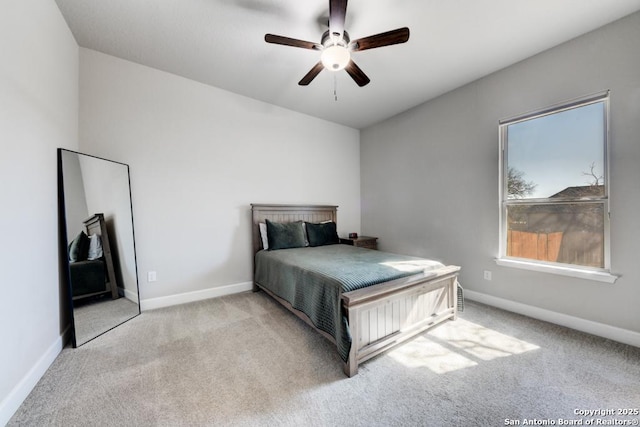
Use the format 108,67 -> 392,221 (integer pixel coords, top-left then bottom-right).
58,149 -> 140,347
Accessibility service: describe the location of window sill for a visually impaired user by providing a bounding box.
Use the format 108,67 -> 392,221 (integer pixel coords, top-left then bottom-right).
495,258 -> 618,283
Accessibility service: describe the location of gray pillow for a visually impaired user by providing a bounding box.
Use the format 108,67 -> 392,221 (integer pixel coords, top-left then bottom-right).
266,219 -> 306,250
69,231 -> 90,262
306,221 -> 339,247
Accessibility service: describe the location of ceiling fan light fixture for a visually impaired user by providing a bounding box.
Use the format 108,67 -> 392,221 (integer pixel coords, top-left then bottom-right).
321,45 -> 350,71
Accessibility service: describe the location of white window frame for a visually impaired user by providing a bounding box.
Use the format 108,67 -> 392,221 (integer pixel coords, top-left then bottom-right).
497,91 -> 617,283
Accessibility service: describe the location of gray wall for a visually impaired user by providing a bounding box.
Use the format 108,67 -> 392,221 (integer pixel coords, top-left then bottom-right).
61,151 -> 89,241
0,0 -> 79,423
80,155 -> 138,298
361,12 -> 640,335
78,49 -> 361,307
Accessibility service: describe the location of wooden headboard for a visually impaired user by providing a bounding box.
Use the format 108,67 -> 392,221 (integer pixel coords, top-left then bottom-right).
250,204 -> 338,256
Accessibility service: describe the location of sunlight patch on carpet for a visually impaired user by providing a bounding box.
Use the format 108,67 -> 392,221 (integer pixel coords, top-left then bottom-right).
389,336 -> 478,373
388,318 -> 539,374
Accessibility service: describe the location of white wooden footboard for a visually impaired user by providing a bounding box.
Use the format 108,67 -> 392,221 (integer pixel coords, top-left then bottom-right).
342,265 -> 460,377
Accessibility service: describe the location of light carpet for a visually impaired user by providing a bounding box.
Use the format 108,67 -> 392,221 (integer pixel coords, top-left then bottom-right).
73,296 -> 140,346
9,291 -> 640,426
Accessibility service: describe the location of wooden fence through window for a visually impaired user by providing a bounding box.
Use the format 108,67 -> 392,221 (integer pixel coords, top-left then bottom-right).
507,230 -> 603,267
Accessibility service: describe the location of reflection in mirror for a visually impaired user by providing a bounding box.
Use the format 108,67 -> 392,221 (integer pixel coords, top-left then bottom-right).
58,149 -> 140,347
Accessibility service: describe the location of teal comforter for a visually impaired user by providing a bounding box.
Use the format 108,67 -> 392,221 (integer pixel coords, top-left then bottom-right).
254,244 -> 444,362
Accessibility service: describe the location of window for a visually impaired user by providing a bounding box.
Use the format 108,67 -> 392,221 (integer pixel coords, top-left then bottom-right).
498,92 -> 613,279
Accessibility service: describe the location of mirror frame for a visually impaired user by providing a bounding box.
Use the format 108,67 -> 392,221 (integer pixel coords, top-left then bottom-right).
57,148 -> 141,347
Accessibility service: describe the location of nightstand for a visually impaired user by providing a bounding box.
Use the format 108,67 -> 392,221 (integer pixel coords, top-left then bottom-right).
340,236 -> 378,250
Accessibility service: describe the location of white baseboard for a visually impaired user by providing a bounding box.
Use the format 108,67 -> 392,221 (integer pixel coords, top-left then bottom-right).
140,281 -> 254,311
123,287 -> 138,304
464,290 -> 640,348
0,326 -> 70,426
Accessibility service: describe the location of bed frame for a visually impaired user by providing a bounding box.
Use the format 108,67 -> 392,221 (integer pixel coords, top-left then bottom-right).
251,204 -> 460,377
73,213 -> 119,301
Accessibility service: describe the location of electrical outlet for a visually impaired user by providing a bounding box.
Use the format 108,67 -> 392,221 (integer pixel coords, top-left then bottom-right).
483,270 -> 492,281
148,271 -> 157,282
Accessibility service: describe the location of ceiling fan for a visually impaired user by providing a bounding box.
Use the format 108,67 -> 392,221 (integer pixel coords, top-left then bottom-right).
265,0 -> 409,87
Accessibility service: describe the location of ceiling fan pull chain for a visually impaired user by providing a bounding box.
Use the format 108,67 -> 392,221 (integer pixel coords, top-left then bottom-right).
334,74 -> 338,101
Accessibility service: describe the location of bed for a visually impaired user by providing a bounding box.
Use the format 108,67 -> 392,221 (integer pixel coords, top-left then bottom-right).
68,213 -> 119,301
251,204 -> 461,377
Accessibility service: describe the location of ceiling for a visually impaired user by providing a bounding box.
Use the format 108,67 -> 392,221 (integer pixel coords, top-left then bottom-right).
55,0 -> 640,129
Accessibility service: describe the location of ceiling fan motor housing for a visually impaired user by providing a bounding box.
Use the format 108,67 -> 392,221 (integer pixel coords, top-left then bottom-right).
321,29 -> 350,47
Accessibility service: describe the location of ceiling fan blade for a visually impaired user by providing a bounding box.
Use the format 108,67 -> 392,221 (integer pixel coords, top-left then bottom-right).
349,27 -> 410,52
299,62 -> 325,86
265,34 -> 321,50
344,60 -> 370,87
329,0 -> 348,37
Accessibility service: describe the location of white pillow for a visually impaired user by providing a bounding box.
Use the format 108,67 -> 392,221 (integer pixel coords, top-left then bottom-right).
87,234 -> 103,260
302,222 -> 309,246
259,223 -> 269,250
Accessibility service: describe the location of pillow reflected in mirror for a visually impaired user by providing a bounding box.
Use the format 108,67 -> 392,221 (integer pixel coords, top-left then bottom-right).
69,231 -> 90,262
87,234 -> 103,260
